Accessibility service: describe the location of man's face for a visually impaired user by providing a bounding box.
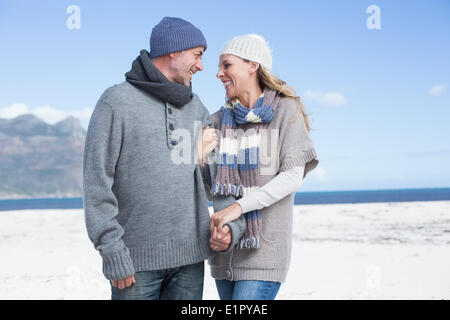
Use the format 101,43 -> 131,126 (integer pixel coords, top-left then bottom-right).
169,46 -> 204,86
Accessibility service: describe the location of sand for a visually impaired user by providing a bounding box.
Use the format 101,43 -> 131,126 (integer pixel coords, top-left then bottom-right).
0,201 -> 449,300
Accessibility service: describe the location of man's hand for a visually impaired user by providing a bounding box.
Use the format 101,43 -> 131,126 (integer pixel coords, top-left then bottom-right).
198,126 -> 218,165
210,225 -> 232,252
111,274 -> 136,290
210,202 -> 243,232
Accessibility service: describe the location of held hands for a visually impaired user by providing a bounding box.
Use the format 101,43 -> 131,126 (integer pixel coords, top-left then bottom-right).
210,225 -> 232,252
198,126 -> 218,166
210,202 -> 243,231
209,203 -> 243,252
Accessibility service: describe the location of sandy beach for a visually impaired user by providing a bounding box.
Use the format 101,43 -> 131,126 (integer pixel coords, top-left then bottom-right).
0,201 -> 449,300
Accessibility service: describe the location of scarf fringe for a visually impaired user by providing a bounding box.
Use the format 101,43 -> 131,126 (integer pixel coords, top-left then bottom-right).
240,235 -> 260,249
212,182 -> 242,197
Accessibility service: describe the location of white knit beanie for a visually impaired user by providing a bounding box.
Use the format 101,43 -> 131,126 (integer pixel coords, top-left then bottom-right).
220,34 -> 273,72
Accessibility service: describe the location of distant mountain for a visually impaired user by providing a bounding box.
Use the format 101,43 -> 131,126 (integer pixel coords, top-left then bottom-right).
0,114 -> 87,199
53,116 -> 86,140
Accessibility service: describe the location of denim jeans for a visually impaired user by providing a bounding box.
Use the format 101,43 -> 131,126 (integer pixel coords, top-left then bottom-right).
111,261 -> 204,300
215,279 -> 281,300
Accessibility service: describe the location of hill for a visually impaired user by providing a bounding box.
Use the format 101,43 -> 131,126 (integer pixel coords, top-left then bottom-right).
0,114 -> 86,199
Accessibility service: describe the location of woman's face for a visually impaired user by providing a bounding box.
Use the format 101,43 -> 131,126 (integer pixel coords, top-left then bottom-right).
216,54 -> 254,99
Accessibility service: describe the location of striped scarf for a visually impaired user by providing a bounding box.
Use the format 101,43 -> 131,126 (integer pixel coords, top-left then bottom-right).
213,88 -> 280,249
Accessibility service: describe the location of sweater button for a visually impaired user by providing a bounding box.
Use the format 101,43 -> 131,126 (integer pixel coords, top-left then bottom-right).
169,124 -> 175,130
226,270 -> 232,279
171,140 -> 178,146
168,108 -> 173,114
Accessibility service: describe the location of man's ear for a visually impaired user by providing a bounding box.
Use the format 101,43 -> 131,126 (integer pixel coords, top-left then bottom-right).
169,51 -> 181,58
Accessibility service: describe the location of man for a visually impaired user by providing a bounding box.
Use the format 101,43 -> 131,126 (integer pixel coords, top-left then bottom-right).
83,17 -> 232,300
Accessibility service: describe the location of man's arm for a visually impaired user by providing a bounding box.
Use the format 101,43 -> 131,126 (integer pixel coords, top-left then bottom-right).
83,99 -> 135,281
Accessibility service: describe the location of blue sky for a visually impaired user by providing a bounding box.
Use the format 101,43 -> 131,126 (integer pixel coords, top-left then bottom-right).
0,0 -> 449,191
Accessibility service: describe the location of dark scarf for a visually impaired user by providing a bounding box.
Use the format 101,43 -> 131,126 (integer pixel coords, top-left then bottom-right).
125,50 -> 193,108
213,88 -> 280,249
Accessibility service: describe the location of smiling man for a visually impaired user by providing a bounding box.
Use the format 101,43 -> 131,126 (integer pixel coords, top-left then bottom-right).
83,17 -> 228,300
153,46 -> 204,86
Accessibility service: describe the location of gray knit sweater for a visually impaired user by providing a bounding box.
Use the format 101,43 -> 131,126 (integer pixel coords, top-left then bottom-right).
208,97 -> 319,283
83,81 -> 212,280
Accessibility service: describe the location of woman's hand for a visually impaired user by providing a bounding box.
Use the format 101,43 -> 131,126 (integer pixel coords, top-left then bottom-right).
210,202 -> 243,232
210,225 -> 232,251
198,126 -> 218,166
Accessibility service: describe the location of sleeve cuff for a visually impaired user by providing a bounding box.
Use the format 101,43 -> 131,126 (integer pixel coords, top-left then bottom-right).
101,248 -> 135,280
220,215 -> 246,254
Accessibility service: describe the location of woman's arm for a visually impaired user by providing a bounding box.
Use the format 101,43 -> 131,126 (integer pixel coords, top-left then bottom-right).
210,165 -> 305,230
237,165 -> 305,213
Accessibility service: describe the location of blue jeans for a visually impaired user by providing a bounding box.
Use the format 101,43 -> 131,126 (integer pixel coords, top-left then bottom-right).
111,261 -> 204,300
215,279 -> 281,300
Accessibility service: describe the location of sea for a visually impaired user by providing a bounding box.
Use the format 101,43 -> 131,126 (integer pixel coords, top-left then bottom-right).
1,188 -> 450,211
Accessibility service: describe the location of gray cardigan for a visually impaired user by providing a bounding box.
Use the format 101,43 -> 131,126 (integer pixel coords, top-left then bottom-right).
83,81 -> 212,280
208,97 -> 319,283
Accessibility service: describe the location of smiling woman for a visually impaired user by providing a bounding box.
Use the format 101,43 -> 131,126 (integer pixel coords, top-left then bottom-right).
217,34 -> 310,130
206,33 -> 319,300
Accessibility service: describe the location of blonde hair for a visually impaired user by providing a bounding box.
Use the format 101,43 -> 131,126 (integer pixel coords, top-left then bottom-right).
257,65 -> 310,131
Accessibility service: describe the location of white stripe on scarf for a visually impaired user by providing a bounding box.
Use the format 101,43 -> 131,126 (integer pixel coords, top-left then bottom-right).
245,110 -> 263,123
219,134 -> 262,156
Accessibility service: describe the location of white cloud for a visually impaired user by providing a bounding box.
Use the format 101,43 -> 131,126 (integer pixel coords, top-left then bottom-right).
0,103 -> 29,118
428,84 -> 445,96
0,103 -> 93,129
303,90 -> 348,106
32,105 -> 67,124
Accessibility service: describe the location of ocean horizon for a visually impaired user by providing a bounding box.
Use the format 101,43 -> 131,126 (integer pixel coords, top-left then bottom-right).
1,187 -> 449,211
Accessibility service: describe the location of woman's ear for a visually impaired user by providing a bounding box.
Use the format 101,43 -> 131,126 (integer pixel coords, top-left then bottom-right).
249,62 -> 260,74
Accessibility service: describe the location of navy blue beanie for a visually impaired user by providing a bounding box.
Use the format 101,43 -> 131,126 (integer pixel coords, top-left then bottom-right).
149,17 -> 207,59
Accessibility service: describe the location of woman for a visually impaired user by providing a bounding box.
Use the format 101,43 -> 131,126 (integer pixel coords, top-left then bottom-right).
206,34 -> 319,300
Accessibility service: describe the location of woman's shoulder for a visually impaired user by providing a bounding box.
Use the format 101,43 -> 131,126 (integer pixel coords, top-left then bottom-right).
277,96 -> 299,115
273,96 -> 302,124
